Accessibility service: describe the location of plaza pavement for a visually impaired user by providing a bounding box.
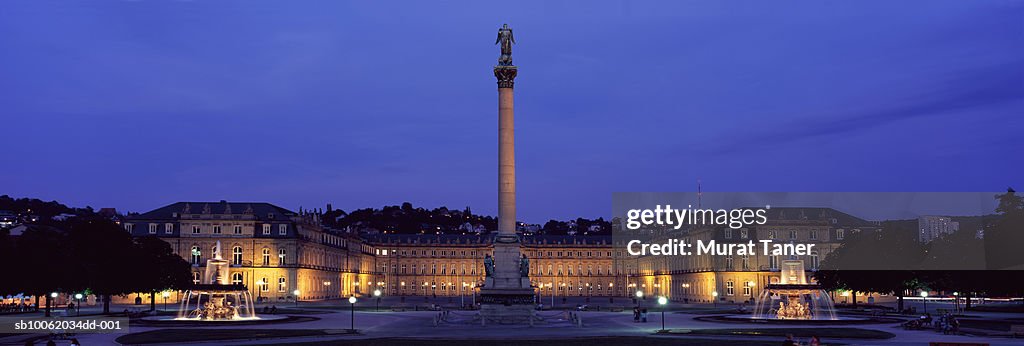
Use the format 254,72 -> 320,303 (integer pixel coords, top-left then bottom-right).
2,299 -> 1022,345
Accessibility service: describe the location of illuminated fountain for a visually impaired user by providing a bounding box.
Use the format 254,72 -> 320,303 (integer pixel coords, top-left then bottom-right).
176,241 -> 258,320
752,259 -> 837,320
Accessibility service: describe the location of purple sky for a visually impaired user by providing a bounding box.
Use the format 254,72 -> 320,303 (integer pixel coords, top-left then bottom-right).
1,1 -> 1021,223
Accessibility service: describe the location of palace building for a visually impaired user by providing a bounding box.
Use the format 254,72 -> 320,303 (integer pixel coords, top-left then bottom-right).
126,201 -> 877,305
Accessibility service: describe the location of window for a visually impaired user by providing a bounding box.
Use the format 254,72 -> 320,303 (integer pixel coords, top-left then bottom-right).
190,246 -> 201,264
724,229 -> 733,239
231,272 -> 243,285
262,248 -> 270,266
742,256 -> 749,269
165,223 -> 173,234
278,224 -> 287,235
431,264 -> 436,274
278,277 -> 287,292
810,230 -> 818,240
260,277 -> 269,292
811,252 -> 820,269
725,256 -> 733,268
232,246 -> 242,265
124,223 -> 134,232
769,255 -> 779,269
233,225 -> 242,234
768,230 -> 776,239
213,225 -> 222,234
262,224 -> 271,235
789,230 -> 797,239
148,224 -> 157,234
740,229 -> 748,239
192,272 -> 201,285
726,281 -> 735,296
743,282 -> 752,296
278,249 -> 287,265
836,229 -> 845,240
192,225 -> 201,234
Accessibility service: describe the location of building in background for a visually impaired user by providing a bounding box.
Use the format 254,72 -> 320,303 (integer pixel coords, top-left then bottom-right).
126,202 -> 883,305
918,215 -> 960,243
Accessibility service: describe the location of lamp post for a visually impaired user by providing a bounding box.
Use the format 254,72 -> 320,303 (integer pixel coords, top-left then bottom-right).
348,296 -> 357,332
256,279 -> 265,302
920,291 -> 928,313
74,293 -> 83,316
635,290 -> 644,307
461,282 -> 467,308
658,296 -> 668,332
324,281 -> 332,299
161,291 -> 169,312
712,291 -> 718,308
953,292 -> 960,312
293,289 -> 301,307
400,282 -> 406,303
547,283 -> 553,307
373,289 -> 381,312
47,292 -> 57,317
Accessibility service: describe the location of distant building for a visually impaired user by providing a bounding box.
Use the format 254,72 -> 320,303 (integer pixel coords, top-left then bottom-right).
0,210 -> 16,228
918,215 -> 960,243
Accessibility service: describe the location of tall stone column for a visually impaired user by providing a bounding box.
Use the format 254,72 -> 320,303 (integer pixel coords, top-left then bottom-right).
480,25 -> 534,324
495,65 -> 518,240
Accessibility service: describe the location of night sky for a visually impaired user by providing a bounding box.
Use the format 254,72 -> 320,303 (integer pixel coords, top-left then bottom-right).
1,1 -> 1021,222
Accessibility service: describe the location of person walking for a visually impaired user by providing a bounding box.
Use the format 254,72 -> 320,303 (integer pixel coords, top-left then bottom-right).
633,307 -> 640,322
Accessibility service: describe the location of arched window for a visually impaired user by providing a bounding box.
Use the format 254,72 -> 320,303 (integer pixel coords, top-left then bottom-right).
232,246 -> 243,265
231,272 -> 243,285
262,248 -> 270,266
278,277 -> 287,292
278,249 -> 287,265
260,277 -> 269,292
190,246 -> 201,264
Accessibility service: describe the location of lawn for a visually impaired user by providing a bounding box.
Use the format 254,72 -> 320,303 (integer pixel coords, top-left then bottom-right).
114,328 -> 353,344
667,327 -> 895,339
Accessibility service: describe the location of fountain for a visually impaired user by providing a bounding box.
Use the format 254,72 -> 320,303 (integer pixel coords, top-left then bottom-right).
175,241 -> 259,321
751,259 -> 837,321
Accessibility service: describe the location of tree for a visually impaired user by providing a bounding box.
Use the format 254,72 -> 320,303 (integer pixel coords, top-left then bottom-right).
65,217 -> 137,314
131,236 -> 192,311
10,225 -> 76,316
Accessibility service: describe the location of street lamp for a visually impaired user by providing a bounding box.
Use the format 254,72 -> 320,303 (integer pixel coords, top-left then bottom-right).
920,291 -> 929,313
953,292 -> 960,312
293,289 -> 301,307
348,296 -> 357,332
712,291 -> 719,308
161,291 -> 169,312
74,293 -> 83,316
657,296 -> 668,332
373,289 -> 382,312
636,290 -> 644,307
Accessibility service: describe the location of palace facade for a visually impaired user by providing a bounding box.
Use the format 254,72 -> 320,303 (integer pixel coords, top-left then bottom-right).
126,201 -> 878,305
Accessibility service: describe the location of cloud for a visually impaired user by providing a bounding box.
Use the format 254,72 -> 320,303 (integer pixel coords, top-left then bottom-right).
705,61 -> 1024,155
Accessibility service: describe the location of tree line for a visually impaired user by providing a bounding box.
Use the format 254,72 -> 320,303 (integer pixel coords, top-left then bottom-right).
0,215 -> 191,315
814,189 -> 1024,311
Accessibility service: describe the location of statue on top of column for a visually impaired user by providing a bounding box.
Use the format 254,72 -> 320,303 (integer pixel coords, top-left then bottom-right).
495,24 -> 515,66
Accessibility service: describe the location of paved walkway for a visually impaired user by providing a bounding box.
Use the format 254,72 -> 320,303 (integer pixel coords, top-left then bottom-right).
3,302 -> 1022,345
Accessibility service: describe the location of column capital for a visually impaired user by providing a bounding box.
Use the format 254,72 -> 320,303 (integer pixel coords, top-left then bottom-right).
494,65 -> 518,88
